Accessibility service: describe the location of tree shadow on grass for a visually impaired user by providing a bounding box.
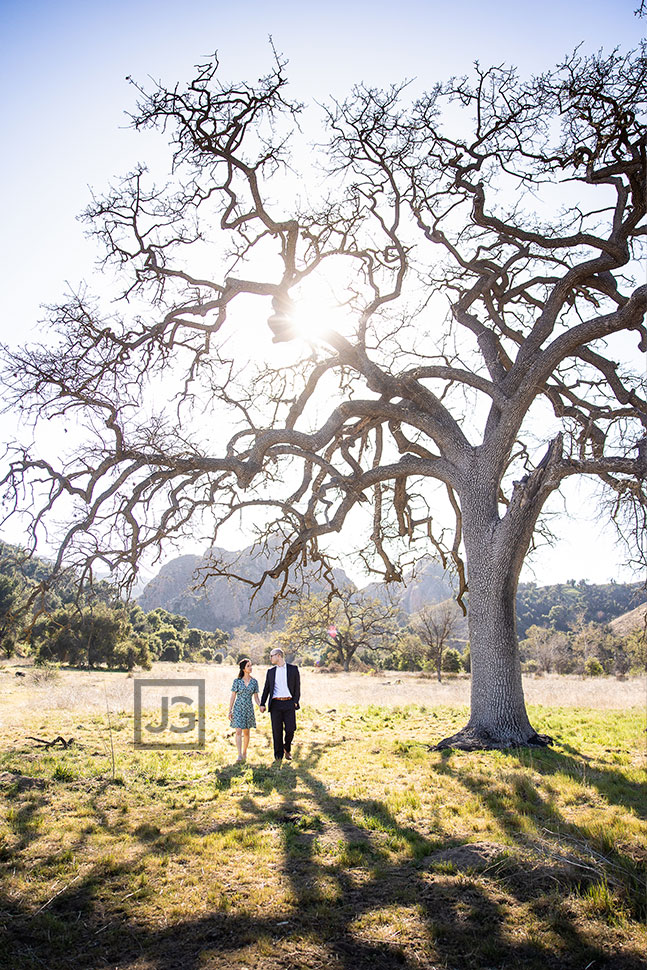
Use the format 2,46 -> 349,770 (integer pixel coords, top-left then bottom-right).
1,740 -> 646,970
434,747 -> 646,921
0,771 -> 49,855
516,743 -> 647,819
265,746 -> 645,970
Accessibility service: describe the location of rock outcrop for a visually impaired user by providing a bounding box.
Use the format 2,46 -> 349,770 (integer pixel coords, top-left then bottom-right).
137,545 -> 352,632
137,546 -> 455,633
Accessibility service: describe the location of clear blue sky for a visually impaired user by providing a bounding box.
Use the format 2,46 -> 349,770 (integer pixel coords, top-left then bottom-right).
0,0 -> 645,586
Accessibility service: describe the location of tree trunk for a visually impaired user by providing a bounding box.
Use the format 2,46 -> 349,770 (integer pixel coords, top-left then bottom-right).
336,634 -> 351,671
436,490 -> 552,750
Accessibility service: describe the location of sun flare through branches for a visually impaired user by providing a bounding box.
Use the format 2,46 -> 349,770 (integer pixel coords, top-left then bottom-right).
1,44 -> 646,749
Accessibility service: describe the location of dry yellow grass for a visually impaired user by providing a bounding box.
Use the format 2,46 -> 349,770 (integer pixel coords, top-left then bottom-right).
1,661 -> 645,734
609,602 -> 647,636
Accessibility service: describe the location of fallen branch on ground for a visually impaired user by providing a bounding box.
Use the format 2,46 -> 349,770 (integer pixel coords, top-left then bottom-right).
26,736 -> 75,749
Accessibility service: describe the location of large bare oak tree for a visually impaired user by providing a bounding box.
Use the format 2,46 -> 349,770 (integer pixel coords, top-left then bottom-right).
2,45 -> 646,748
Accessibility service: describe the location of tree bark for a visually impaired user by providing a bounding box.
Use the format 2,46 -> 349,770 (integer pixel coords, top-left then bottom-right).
436,487 -> 552,750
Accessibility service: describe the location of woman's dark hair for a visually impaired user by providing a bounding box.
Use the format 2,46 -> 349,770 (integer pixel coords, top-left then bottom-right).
238,658 -> 251,679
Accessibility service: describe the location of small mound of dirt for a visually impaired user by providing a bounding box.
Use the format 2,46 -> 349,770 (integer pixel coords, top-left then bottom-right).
0,771 -> 47,791
427,841 -> 506,870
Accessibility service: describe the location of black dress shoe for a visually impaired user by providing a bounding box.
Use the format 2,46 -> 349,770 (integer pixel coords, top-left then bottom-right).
284,750 -> 292,761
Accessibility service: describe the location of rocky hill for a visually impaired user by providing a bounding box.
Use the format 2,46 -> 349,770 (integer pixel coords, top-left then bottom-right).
137,544 -> 644,638
609,602 -> 647,637
362,557 -> 455,614
137,546 -> 455,633
137,545 -> 353,632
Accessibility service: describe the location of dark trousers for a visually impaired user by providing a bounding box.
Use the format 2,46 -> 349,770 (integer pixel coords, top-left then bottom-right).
269,700 -> 296,759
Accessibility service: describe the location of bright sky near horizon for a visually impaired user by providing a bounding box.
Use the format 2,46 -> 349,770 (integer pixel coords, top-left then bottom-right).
0,0 -> 645,588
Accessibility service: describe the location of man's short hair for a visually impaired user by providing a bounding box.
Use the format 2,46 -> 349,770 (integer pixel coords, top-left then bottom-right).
270,647 -> 284,658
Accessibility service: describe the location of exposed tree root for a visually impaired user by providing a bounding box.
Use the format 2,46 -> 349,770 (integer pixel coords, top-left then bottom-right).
433,725 -> 553,751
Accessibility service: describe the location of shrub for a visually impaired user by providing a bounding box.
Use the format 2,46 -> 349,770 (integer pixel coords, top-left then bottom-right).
584,657 -> 604,677
441,647 -> 463,673
112,636 -> 152,670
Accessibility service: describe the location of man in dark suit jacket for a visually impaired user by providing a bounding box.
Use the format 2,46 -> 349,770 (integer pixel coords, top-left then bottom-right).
260,647 -> 300,762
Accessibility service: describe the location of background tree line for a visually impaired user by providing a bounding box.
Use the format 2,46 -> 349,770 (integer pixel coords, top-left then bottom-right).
269,586 -> 644,679
1,541 -> 644,676
0,543 -> 228,669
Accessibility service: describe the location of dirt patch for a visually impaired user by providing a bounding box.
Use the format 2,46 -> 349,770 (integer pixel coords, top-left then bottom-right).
427,840 -> 506,870
427,839 -> 599,900
0,770 -> 47,791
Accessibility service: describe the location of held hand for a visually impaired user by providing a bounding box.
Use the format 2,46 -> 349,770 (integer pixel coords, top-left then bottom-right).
259,705 -> 266,713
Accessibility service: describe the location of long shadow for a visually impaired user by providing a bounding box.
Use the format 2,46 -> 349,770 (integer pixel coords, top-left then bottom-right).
433,747 -> 646,922
2,781 -> 48,854
515,743 -> 647,819
267,747 -> 640,970
1,736 -> 646,970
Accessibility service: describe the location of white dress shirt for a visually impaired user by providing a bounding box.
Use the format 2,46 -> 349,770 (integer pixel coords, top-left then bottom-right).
272,663 -> 291,698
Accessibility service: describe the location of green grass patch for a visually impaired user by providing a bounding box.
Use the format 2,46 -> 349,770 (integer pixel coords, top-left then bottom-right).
0,699 -> 645,969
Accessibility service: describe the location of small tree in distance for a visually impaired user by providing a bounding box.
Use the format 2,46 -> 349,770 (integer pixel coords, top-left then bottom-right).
2,44 -> 646,748
441,648 -> 464,675
410,602 -> 461,683
274,588 -> 400,670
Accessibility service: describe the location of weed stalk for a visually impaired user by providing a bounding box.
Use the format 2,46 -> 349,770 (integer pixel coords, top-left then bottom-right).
104,687 -> 116,781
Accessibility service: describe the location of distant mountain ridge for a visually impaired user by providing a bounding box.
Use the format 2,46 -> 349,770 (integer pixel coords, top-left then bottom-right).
137,544 -> 354,632
137,545 -> 455,632
137,544 -> 646,637
516,580 -> 647,638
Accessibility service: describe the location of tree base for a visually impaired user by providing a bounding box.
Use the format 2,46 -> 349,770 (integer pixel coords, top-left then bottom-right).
433,724 -> 553,751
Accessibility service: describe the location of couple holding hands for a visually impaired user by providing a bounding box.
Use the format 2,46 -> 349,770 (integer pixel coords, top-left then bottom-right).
228,647 -> 300,764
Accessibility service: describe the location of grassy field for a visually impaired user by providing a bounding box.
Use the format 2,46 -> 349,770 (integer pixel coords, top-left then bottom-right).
0,663 -> 646,969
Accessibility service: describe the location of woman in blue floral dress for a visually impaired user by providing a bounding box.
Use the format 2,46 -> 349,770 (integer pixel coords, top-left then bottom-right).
228,658 -> 261,762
